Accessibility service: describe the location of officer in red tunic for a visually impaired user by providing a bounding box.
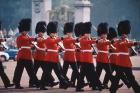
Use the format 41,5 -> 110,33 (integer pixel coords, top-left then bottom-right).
44,21 -> 69,89
110,20 -> 140,93
13,19 -> 39,89
96,23 -> 115,88
62,22 -> 80,87
72,23 -> 89,88
0,21 -> 14,88
76,22 -> 102,92
102,27 -> 124,88
71,23 -> 82,87
30,21 -> 58,89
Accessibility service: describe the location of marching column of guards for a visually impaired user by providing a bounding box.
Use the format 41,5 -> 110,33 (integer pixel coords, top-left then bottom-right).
0,19 -> 140,93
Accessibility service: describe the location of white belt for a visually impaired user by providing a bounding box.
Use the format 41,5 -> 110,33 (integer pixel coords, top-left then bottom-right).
33,43 -> 46,51
37,48 -> 46,51
65,49 -> 75,52
98,50 -> 108,53
110,53 -> 119,55
81,50 -> 93,52
20,46 -> 31,49
47,49 -> 58,52
119,52 -> 129,55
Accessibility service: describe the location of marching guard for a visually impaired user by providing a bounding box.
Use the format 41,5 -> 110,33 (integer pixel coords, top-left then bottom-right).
96,22 -> 115,89
62,22 -> 80,87
41,21 -> 70,89
30,21 -> 58,89
76,22 -> 102,92
13,19 -> 39,89
110,20 -> 140,93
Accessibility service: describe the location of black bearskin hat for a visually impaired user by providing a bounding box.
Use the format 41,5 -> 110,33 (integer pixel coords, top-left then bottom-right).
97,22 -> 108,36
117,20 -> 131,36
74,22 -> 83,37
107,27 -> 117,40
63,22 -> 74,35
35,21 -> 47,34
82,22 -> 92,35
47,21 -> 58,35
18,18 -> 31,33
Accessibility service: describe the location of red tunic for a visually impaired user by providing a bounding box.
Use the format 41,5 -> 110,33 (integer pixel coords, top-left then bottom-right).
34,36 -> 46,61
96,39 -> 110,63
117,38 -> 134,68
16,34 -> 35,60
75,44 -> 81,62
109,39 -> 119,65
63,37 -> 76,62
76,51 -> 81,62
80,36 -> 96,63
45,37 -> 61,63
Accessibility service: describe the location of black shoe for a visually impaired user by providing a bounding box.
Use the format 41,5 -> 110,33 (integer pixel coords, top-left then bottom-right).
92,86 -> 102,91
40,87 -> 48,90
29,84 -> 36,88
109,87 -> 117,93
49,82 -> 59,87
110,90 -> 116,93
117,83 -> 124,89
102,84 -> 109,89
35,83 -> 40,88
15,86 -> 24,89
70,82 -> 76,88
81,83 -> 89,88
76,88 -> 84,92
59,83 -> 69,89
5,84 -> 14,88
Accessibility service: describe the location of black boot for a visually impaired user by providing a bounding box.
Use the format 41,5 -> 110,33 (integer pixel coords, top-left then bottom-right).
40,87 -> 48,90
92,86 -> 102,91
15,85 -> 24,89
70,82 -> 76,87
48,82 -> 59,87
5,84 -> 14,88
59,84 -> 69,89
102,84 -> 109,89
29,84 -> 36,88
76,88 -> 84,92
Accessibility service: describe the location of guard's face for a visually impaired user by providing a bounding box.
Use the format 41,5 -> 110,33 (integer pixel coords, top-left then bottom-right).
67,32 -> 72,37
50,33 -> 57,37
121,34 -> 128,39
84,33 -> 90,38
38,32 -> 44,37
22,31 -> 28,35
101,34 -> 107,39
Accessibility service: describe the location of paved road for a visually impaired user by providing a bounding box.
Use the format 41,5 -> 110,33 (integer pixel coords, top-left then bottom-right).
0,56 -> 140,93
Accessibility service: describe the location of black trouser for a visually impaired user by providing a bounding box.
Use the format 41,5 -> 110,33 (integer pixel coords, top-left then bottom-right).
13,59 -> 39,86
63,61 -> 80,85
96,62 -> 114,85
71,61 -> 81,84
29,60 -> 55,85
72,62 -> 89,85
0,62 -> 11,86
110,66 -> 140,93
77,62 -> 102,89
103,63 -> 129,86
43,62 -> 69,86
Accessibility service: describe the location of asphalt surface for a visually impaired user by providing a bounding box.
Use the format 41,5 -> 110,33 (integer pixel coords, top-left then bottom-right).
0,55 -> 140,93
